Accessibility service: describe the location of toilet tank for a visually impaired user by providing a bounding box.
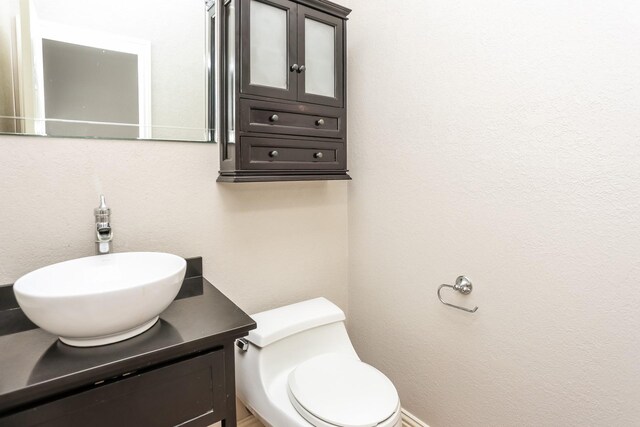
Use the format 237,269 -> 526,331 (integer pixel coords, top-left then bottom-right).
236,298 -> 359,399
247,297 -> 346,348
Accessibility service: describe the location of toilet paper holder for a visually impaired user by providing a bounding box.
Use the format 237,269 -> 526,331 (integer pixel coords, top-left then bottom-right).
437,275 -> 478,313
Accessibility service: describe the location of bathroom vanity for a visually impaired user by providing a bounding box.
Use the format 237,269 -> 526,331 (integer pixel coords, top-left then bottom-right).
0,258 -> 256,427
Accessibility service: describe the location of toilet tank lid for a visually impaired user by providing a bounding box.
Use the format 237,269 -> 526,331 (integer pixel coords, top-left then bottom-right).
247,297 -> 345,348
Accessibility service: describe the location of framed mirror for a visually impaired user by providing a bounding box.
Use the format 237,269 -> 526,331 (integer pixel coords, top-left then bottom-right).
0,0 -> 211,142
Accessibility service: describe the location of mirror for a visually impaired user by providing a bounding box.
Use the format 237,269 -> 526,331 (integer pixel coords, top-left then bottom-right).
0,0 -> 210,142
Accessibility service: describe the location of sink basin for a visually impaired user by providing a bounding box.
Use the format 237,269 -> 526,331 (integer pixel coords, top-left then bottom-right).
14,252 -> 186,347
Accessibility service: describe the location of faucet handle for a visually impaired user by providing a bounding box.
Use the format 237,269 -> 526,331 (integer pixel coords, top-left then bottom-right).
95,195 -> 110,216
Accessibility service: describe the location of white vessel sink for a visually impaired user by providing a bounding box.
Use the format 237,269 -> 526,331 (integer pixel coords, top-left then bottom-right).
14,252 -> 186,347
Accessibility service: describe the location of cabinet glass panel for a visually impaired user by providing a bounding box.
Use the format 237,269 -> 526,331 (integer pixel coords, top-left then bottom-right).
250,0 -> 288,89
304,18 -> 335,98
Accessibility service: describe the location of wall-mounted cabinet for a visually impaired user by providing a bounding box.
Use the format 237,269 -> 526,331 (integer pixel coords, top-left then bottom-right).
211,0 -> 351,182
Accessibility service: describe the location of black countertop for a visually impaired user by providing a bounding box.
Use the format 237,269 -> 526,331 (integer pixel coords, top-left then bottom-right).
0,279 -> 256,415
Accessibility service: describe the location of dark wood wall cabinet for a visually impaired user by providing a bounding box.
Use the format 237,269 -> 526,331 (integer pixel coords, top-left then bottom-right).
211,0 -> 351,182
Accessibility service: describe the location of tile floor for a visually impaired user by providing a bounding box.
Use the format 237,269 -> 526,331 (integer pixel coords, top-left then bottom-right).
238,415 -> 264,426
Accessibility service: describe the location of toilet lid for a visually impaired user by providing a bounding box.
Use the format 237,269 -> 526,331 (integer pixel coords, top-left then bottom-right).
287,353 -> 399,427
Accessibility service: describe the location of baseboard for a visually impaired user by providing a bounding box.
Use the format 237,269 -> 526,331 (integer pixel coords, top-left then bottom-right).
402,408 -> 429,427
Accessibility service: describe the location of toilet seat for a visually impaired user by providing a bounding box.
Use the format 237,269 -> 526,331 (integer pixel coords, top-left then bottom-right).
287,353 -> 399,427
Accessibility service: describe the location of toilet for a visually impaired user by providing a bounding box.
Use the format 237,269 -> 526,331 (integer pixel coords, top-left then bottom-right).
235,298 -> 402,427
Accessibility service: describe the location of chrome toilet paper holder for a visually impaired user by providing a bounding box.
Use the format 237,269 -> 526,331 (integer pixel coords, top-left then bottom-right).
437,275 -> 478,313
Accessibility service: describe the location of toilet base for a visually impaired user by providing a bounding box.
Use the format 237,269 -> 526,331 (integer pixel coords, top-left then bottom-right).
240,370 -> 402,427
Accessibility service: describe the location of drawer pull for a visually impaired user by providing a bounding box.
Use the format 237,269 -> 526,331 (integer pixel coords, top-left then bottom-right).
314,152 -> 324,159
269,114 -> 279,122
316,118 -> 325,126
269,150 -> 279,158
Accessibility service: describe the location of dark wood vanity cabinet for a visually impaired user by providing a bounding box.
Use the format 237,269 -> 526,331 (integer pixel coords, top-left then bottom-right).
0,277 -> 256,427
2,351 -> 226,427
212,0 -> 351,182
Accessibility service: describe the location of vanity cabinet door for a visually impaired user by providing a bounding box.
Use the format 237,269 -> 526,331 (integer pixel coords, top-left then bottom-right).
296,5 -> 344,107
240,0 -> 298,100
1,350 -> 226,427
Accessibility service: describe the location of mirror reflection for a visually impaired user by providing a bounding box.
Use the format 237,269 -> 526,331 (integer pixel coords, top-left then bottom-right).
0,0 -> 209,141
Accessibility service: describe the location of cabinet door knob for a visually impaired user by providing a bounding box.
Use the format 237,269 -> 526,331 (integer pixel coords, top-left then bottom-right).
314,152 -> 323,159
297,65 -> 306,73
316,118 -> 325,126
269,114 -> 279,122
269,150 -> 279,158
290,64 -> 299,72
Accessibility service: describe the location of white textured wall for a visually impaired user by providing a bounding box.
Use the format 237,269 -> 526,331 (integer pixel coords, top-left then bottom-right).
346,1 -> 640,426
0,135 -> 348,314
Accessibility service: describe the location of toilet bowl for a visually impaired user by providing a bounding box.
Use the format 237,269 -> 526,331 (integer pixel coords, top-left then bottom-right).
235,298 -> 402,427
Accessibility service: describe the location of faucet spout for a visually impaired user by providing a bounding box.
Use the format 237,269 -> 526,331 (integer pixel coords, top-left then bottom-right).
94,195 -> 113,254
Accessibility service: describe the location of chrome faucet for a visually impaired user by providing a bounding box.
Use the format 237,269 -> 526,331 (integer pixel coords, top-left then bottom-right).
94,195 -> 113,254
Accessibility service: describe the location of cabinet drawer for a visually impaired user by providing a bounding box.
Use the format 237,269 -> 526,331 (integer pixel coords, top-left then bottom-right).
241,137 -> 345,171
240,99 -> 345,139
2,351 -> 225,427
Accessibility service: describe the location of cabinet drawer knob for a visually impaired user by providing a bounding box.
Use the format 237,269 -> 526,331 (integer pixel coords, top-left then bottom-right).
269,114 -> 279,122
269,150 -> 279,158
316,118 -> 325,126
290,64 -> 299,72
297,65 -> 306,73
314,152 -> 324,159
